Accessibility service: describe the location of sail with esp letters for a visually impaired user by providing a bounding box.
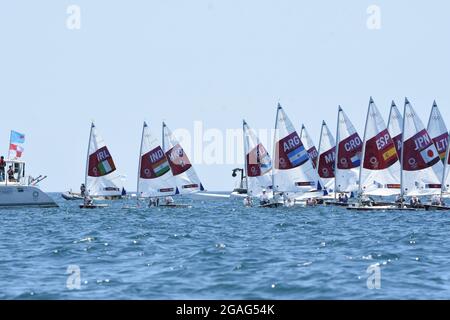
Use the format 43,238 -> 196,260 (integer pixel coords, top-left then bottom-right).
359,98 -> 401,196
401,98 -> 443,196
162,122 -> 204,194
387,101 -> 403,159
85,122 -> 123,197
243,120 -> 273,197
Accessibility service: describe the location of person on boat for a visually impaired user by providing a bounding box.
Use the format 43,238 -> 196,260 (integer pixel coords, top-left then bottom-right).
0,156 -> 6,181
338,194 -> 343,203
243,196 -> 253,207
306,198 -> 317,206
165,196 -> 174,205
7,166 -> 15,182
431,195 -> 445,207
410,196 -> 422,208
395,194 -> 405,204
343,194 -> 349,204
149,197 -> 159,207
80,183 -> 86,197
83,195 -> 93,206
260,189 -> 270,206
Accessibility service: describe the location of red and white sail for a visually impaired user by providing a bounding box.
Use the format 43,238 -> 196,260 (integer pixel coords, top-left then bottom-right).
300,124 -> 319,168
387,101 -> 403,158
359,98 -> 401,196
335,107 -> 362,193
85,123 -> 123,197
427,101 -> 448,162
137,122 -> 178,197
272,104 -> 323,196
162,122 -> 204,194
243,120 -> 273,197
317,120 -> 336,193
401,99 -> 443,196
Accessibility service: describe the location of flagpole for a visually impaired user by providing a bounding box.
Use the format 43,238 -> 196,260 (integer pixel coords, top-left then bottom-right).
7,131 -> 12,160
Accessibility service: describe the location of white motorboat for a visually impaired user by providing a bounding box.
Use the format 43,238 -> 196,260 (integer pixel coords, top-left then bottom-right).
0,159 -> 58,208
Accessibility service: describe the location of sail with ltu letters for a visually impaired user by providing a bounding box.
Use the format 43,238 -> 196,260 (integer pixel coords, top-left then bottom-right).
272,104 -> 323,197
300,124 -> 319,168
317,120 -> 336,194
335,107 -> 362,194
401,98 -> 443,196
137,122 -> 178,198
359,98 -> 401,196
162,122 -> 204,194
243,120 -> 273,197
86,123 -> 123,198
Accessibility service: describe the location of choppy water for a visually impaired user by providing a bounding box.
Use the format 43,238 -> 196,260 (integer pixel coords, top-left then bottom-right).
1,192 -> 450,300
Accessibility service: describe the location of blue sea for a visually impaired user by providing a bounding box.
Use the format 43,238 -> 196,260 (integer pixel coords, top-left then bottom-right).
1,192 -> 450,300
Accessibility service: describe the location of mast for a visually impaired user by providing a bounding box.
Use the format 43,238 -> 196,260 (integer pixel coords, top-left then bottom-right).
272,103 -> 282,193
137,121 -> 146,197
162,122 -> 166,152
441,132 -> 450,198
85,122 -> 94,192
334,106 -> 342,198
242,120 -> 249,191
358,98 -> 372,197
400,98 -> 408,205
387,101 -> 395,133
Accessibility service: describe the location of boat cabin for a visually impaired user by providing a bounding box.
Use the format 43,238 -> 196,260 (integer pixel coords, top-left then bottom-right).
0,159 -> 26,186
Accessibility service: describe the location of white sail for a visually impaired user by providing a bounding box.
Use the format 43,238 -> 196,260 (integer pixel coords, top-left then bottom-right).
85,123 -> 123,197
335,107 -> 362,193
427,101 -> 449,163
317,120 -> 336,193
359,98 -> 401,196
387,101 -> 403,158
300,124 -> 319,168
401,98 -> 443,196
162,122 -> 204,194
243,120 -> 273,197
272,104 -> 323,196
137,122 -> 178,197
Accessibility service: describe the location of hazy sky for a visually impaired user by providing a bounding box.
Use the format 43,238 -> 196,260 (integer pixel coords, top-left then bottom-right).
1,1 -> 449,192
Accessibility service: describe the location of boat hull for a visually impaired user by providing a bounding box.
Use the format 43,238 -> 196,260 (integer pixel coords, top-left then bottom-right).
0,186 -> 58,208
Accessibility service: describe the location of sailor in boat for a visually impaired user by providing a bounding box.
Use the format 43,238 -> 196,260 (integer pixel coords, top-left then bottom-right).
259,189 -> 270,206
164,196 -> 174,205
243,196 -> 253,207
149,197 -> 160,207
80,183 -> 86,197
395,194 -> 405,204
83,194 -> 94,206
431,195 -> 445,206
0,156 -> 6,181
306,198 -> 318,206
410,196 -> 422,208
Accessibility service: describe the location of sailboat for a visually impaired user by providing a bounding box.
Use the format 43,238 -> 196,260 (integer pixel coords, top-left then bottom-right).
272,104 -> 324,204
347,98 -> 401,211
137,121 -> 182,207
243,120 -> 273,199
317,121 -> 336,196
387,101 -> 403,158
162,122 -> 204,195
400,98 -> 443,201
84,122 -> 123,200
334,106 -> 362,201
300,125 -> 319,168
441,133 -> 450,200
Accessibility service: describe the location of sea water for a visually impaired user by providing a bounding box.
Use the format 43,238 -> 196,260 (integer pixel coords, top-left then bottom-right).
1,193 -> 450,299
